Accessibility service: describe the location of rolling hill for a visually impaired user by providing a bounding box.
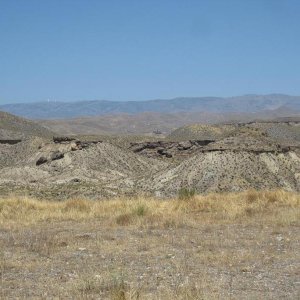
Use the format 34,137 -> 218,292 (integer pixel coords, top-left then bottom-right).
0,111 -> 53,139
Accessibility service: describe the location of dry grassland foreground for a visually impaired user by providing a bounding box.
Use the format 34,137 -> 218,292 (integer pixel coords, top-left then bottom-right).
0,190 -> 299,299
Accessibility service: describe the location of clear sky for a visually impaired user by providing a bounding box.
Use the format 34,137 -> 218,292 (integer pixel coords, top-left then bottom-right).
1,0 -> 300,104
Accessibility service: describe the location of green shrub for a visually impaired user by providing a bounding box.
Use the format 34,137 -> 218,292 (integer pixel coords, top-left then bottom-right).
178,187 -> 196,200
133,204 -> 147,217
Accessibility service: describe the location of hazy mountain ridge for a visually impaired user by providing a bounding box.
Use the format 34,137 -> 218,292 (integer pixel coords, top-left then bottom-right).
1,94 -> 300,119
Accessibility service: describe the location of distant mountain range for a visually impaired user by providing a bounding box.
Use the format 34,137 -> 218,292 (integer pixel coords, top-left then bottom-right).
1,94 -> 300,119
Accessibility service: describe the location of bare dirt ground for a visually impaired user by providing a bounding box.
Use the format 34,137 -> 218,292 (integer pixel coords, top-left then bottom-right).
1,190 -> 299,299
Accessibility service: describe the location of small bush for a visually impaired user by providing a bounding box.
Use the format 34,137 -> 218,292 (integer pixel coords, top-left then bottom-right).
116,213 -> 132,226
110,278 -> 127,300
266,192 -> 279,204
246,190 -> 259,203
178,188 -> 196,201
133,204 -> 147,217
78,277 -> 101,294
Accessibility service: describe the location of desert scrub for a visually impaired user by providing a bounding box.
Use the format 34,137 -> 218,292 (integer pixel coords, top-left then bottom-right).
115,202 -> 148,226
178,187 -> 196,201
133,203 -> 148,216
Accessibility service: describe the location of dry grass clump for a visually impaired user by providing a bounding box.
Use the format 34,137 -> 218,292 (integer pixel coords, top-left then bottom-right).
75,274 -> 141,300
64,198 -> 92,212
0,190 -> 299,228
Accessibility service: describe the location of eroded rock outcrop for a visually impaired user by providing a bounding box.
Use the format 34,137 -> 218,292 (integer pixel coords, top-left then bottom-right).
0,139 -> 22,145
129,140 -> 215,159
35,138 -> 102,166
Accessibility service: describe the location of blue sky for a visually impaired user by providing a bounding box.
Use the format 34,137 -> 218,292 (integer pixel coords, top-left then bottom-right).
1,0 -> 300,104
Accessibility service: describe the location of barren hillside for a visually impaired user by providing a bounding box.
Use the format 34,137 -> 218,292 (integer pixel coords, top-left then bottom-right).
0,111 -> 53,139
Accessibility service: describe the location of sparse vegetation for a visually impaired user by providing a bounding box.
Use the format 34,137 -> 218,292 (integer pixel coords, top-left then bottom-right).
167,123 -> 235,141
0,190 -> 299,298
178,187 -> 196,201
133,203 -> 148,217
0,111 -> 53,139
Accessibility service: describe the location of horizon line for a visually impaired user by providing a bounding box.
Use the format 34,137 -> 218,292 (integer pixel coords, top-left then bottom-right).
0,93 -> 298,106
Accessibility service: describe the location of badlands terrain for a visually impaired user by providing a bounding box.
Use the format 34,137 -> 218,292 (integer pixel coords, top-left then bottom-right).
0,109 -> 300,299
0,111 -> 299,199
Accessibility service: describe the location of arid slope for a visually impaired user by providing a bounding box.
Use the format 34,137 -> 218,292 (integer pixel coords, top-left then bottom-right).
0,111 -> 53,139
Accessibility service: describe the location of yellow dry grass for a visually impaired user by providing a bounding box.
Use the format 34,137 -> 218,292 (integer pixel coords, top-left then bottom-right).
1,189 -> 299,228
1,189 -> 299,299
